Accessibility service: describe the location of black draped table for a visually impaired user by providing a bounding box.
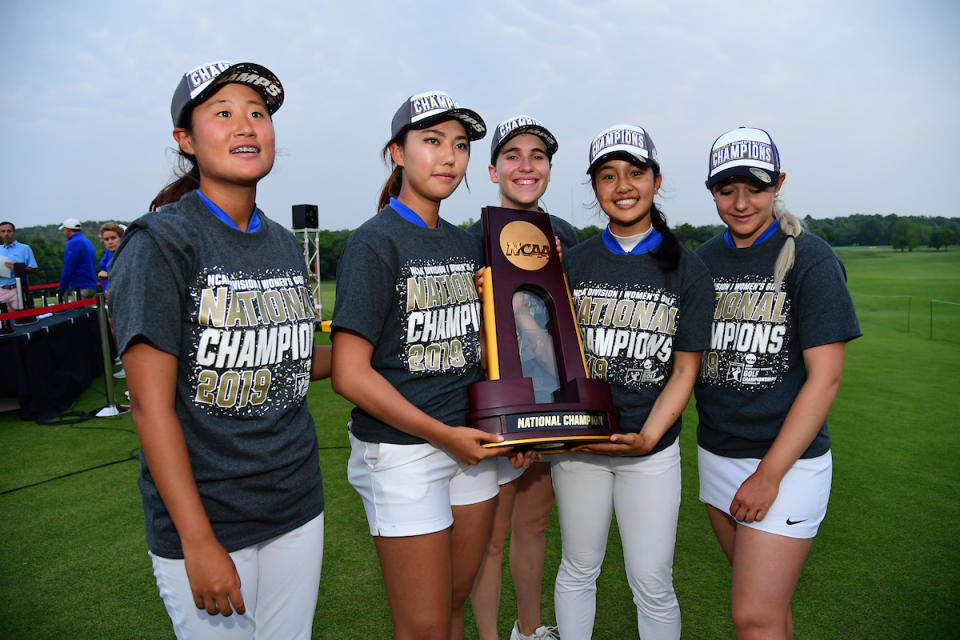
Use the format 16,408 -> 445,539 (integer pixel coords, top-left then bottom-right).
0,308 -> 104,420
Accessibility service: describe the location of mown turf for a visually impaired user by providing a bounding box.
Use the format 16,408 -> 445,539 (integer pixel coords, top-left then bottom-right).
1,250 -> 958,638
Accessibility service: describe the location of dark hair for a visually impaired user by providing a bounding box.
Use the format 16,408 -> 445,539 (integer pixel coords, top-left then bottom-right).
0,221 -> 14,231
590,157 -> 681,271
377,131 -> 407,212
150,99 -> 205,211
376,120 -> 472,213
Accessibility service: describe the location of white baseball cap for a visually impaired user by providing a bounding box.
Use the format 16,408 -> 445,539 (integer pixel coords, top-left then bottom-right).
58,218 -> 82,231
587,124 -> 659,175
706,127 -> 781,189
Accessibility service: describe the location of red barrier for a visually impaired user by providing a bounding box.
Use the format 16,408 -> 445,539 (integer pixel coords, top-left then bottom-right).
0,297 -> 98,322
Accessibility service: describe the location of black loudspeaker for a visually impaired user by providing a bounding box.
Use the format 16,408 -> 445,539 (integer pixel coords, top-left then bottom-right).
292,204 -> 319,229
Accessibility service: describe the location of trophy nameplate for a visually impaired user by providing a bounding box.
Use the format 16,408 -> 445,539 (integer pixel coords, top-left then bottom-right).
468,207 -> 619,450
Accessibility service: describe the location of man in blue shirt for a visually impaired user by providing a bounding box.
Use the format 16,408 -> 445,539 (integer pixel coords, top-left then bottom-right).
58,218 -> 97,299
0,221 -> 39,310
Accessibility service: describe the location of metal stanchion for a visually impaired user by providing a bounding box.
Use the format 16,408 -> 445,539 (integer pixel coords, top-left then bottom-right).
93,292 -> 129,417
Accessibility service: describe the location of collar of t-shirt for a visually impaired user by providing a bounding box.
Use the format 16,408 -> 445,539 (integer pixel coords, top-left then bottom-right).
389,197 -> 431,228
602,225 -> 662,255
723,218 -> 780,248
196,190 -> 262,233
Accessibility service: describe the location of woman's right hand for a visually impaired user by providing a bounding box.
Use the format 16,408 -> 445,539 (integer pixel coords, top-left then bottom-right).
97,270 -> 109,279
183,538 -> 246,617
439,426 -> 504,465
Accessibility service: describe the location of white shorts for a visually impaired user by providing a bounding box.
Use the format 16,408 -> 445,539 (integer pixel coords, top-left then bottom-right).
347,432 -> 498,537
698,446 -> 832,539
497,455 -> 525,485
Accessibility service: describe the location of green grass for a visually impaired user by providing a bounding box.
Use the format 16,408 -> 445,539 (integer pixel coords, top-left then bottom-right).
835,246 -> 960,339
1,251 -> 959,638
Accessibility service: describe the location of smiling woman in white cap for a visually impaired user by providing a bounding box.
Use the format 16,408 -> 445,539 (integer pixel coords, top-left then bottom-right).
108,61 -> 331,640
551,124 -> 715,640
330,90 -> 505,640
694,127 -> 860,639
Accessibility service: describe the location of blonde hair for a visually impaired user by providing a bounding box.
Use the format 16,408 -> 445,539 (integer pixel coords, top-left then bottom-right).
772,197 -> 803,289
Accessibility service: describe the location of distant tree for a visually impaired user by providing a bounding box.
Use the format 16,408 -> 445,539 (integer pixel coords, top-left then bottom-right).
891,219 -> 913,251
673,222 -> 724,250
576,225 -> 603,243
930,228 -> 956,251
24,235 -> 62,284
909,224 -> 928,251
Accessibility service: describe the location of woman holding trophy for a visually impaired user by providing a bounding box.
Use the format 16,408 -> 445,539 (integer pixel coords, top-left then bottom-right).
553,124 -> 715,639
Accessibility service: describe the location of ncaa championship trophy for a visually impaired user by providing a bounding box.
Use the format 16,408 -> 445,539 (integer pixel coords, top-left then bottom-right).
468,207 -> 619,449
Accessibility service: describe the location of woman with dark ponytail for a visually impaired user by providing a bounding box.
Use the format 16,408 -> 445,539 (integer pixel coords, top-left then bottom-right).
551,125 -> 715,639
110,61 -> 330,639
331,91 -> 506,640
695,127 -> 860,640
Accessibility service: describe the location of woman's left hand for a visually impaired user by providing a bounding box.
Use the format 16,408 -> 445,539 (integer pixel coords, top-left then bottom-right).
572,431 -> 655,457
729,469 -> 780,523
507,449 -> 540,469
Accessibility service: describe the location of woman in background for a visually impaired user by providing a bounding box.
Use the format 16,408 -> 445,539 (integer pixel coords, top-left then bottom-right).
97,222 -> 123,291
469,115 -> 572,640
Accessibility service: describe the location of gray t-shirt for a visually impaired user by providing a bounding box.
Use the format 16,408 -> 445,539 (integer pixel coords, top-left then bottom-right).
564,234 -> 714,455
332,205 -> 484,445
109,191 -> 324,558
695,230 -> 861,459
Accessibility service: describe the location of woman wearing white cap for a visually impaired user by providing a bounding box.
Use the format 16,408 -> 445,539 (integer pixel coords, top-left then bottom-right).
552,125 -> 714,639
695,127 -> 860,639
468,115 -> 570,640
331,91 -> 505,640
109,61 -> 330,639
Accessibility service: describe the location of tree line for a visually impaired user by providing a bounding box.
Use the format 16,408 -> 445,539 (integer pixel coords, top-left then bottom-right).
17,213 -> 958,286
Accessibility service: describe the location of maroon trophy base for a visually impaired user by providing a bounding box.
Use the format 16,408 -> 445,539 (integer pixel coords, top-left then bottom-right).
468,377 -> 620,451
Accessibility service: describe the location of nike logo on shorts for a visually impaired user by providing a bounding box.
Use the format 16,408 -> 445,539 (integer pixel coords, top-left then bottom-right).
786,517 -> 807,525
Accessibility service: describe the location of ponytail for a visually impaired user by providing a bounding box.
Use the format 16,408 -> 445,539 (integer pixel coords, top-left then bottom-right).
377,133 -> 407,212
150,153 -> 200,211
772,197 -> 803,289
151,107 -> 200,211
649,203 -> 682,272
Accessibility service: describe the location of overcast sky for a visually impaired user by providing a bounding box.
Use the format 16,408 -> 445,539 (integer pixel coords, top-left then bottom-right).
2,0 -> 958,233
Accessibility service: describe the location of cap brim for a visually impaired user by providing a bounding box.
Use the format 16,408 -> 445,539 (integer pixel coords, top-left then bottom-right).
177,62 -> 283,127
410,109 -> 487,141
706,165 -> 779,189
491,125 -> 559,164
587,150 -> 657,175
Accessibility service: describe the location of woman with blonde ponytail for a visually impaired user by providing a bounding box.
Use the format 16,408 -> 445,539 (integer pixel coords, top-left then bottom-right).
694,127 -> 861,640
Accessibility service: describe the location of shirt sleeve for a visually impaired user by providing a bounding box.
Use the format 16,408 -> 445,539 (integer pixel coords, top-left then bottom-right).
108,230 -> 185,357
792,254 -> 861,350
673,254 -> 715,352
331,233 -> 395,347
